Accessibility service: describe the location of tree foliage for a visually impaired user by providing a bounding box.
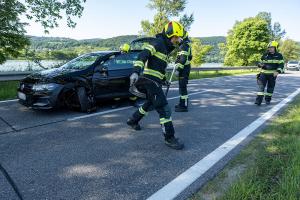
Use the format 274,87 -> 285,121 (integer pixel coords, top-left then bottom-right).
279,39 -> 300,62
140,0 -> 194,36
256,12 -> 286,41
224,16 -> 271,66
0,0 -> 29,64
190,38 -> 212,67
0,0 -> 86,64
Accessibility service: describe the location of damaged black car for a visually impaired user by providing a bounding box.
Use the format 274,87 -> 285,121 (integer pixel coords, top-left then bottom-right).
17,50 -> 140,112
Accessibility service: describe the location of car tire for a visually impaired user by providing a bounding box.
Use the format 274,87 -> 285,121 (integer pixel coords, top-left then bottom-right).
77,87 -> 89,112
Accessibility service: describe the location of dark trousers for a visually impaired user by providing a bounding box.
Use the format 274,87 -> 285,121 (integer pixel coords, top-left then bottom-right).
178,64 -> 191,107
256,73 -> 276,103
130,77 -> 175,139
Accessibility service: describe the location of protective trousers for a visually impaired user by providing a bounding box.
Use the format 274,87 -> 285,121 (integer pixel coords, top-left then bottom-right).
178,65 -> 191,107
130,78 -> 175,139
256,73 -> 276,104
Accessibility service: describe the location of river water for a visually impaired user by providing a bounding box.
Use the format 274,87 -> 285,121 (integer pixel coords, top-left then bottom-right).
0,60 -> 63,72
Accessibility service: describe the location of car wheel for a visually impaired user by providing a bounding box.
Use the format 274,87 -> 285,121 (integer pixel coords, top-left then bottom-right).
77,87 -> 89,112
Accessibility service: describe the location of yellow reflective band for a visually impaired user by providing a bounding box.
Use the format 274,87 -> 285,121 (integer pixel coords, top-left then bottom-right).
178,51 -> 189,56
180,95 -> 188,100
143,44 -> 156,55
143,68 -> 165,80
257,92 -> 264,96
160,118 -> 172,124
265,92 -> 273,96
260,69 -> 276,74
154,51 -> 168,62
261,60 -> 284,64
130,96 -> 137,100
139,107 -> 148,115
176,63 -> 184,69
134,61 -> 144,68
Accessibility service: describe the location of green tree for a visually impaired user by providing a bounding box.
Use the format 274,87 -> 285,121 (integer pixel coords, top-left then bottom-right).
140,0 -> 194,36
0,0 -> 29,64
224,16 -> 270,66
191,38 -> 212,67
256,12 -> 286,41
0,0 -> 86,64
279,39 -> 300,62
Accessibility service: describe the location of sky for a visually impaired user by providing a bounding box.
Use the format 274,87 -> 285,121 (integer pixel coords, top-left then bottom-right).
24,0 -> 300,41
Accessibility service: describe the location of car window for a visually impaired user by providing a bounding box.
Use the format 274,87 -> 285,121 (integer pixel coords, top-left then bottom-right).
288,61 -> 298,64
102,53 -> 139,70
61,54 -> 100,70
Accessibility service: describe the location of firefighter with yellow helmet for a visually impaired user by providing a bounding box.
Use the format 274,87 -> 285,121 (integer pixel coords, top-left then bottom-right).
127,21 -> 185,150
255,41 -> 284,105
174,29 -> 192,112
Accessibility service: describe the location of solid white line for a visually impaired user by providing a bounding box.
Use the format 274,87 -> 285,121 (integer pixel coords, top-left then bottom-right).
0,99 -> 18,104
67,90 -> 207,121
147,88 -> 300,200
67,106 -> 132,121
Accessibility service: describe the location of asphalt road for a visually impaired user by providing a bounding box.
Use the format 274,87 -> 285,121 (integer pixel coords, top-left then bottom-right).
1,72 -> 299,200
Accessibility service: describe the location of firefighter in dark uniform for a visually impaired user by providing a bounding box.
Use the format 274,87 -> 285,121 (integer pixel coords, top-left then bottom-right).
127,21 -> 184,150
255,41 -> 284,105
175,30 -> 192,112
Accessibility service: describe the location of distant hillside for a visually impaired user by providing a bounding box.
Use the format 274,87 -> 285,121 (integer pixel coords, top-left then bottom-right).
198,36 -> 226,63
29,35 -> 139,50
27,35 -> 226,62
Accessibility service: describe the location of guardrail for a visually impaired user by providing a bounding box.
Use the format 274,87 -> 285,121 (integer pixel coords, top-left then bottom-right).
0,66 -> 258,81
0,71 -> 33,81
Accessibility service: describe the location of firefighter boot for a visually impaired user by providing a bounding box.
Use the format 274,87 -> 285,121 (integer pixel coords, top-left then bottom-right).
165,137 -> 184,150
127,109 -> 144,131
162,121 -> 184,150
255,95 -> 263,106
175,98 -> 188,112
265,95 -> 272,105
127,118 -> 141,131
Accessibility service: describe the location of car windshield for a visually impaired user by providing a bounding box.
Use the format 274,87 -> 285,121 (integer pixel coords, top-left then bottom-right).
288,61 -> 298,64
60,53 -> 103,70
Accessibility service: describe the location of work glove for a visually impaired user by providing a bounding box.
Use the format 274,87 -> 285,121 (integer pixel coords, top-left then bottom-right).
273,71 -> 279,77
130,72 -> 139,86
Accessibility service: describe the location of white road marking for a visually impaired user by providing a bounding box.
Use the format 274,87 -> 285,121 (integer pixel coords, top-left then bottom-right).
67,90 -> 207,121
0,99 -> 18,104
146,88 -> 300,200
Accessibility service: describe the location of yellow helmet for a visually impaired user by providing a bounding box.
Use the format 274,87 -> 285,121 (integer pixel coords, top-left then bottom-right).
268,41 -> 279,49
120,43 -> 130,52
164,21 -> 184,38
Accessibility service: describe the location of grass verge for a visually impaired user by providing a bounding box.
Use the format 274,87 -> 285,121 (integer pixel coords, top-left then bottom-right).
0,81 -> 19,101
191,96 -> 300,200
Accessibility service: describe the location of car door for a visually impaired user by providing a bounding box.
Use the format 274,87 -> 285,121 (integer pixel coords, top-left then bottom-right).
92,52 -> 139,99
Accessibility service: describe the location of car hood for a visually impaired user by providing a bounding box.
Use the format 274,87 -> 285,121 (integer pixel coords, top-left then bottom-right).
24,67 -> 79,83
